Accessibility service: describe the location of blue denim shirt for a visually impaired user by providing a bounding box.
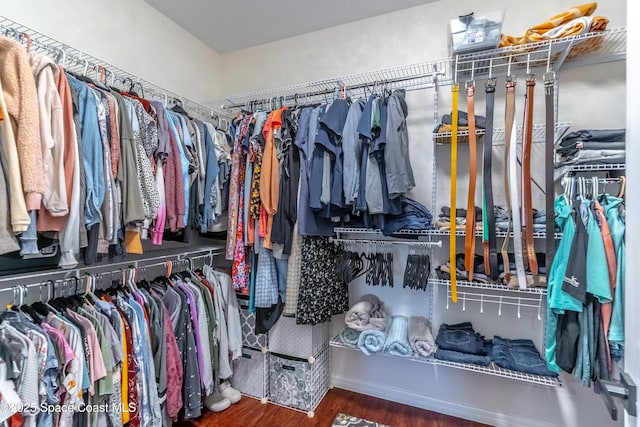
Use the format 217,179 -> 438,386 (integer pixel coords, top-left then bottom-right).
66,74 -> 105,227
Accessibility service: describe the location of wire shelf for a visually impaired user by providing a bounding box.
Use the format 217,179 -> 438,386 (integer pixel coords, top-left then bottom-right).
329,335 -> 560,387
334,227 -> 435,237
0,16 -> 224,120
429,278 -> 547,295
560,163 -> 626,172
455,28 -> 626,79
209,57 -> 454,110
433,122 -> 572,145
207,29 -> 625,111
426,229 -> 563,240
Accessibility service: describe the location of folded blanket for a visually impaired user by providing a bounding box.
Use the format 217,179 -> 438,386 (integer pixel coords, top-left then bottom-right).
339,328 -> 361,347
345,294 -> 389,332
500,3 -> 608,47
408,316 -> 436,358
383,316 -> 413,358
357,317 -> 391,355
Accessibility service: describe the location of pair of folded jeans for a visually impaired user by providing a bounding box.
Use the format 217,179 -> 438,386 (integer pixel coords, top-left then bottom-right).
491,336 -> 558,377
435,322 -> 487,355
435,341 -> 492,366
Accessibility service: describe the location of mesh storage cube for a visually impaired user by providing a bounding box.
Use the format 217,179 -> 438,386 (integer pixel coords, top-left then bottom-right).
269,345 -> 330,416
239,302 -> 269,351
231,346 -> 269,401
269,316 -> 329,360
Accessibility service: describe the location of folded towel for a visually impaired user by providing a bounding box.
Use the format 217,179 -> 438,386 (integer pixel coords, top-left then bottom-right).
383,316 -> 413,358
357,317 -> 391,355
408,316 -> 436,358
339,328 -> 361,347
345,294 -> 389,332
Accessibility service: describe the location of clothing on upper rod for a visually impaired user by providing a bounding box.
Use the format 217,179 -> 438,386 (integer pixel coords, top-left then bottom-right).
0,33 -> 233,270
223,87 -> 434,323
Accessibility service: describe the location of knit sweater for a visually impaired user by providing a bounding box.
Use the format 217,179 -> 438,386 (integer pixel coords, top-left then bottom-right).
0,35 -> 44,210
0,77 -> 30,233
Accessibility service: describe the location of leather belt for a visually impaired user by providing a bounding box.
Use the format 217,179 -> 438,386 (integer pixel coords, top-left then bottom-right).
450,84 -> 459,303
464,82 -> 478,281
501,79 -> 516,283
482,78 -> 498,280
544,72 -> 556,274
521,75 -> 538,274
508,83 -> 527,290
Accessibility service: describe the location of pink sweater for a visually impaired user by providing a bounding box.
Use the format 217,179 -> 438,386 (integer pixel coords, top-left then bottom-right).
0,35 -> 44,209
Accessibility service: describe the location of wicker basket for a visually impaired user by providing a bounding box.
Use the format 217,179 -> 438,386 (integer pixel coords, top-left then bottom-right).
269,345 -> 331,417
231,347 -> 270,402
269,316 -> 329,361
239,301 -> 269,351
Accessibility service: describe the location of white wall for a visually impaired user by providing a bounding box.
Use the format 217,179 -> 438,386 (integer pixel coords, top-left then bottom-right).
1,0 -> 222,102
219,1 -> 626,426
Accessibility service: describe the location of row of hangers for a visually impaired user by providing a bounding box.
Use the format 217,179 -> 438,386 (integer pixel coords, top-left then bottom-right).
561,175 -> 626,201
238,79 -> 402,114
1,254 -> 214,310
1,26 -> 230,132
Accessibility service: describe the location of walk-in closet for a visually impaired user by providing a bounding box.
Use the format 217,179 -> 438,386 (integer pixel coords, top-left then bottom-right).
0,1 -> 636,426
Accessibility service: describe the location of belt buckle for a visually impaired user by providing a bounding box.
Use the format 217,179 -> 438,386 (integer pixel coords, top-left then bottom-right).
526,73 -> 536,84
543,71 -> 556,85
485,78 -> 496,90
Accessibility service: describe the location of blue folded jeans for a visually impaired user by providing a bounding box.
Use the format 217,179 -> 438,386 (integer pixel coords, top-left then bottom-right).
435,340 -> 492,366
491,336 -> 558,377
436,322 -> 487,355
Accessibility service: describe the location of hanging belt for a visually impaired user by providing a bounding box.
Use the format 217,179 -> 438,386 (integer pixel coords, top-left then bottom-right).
501,78 -> 516,283
508,86 -> 528,290
450,84 -> 459,303
544,72 -> 556,274
482,78 -> 498,279
521,75 -> 538,275
464,82 -> 478,281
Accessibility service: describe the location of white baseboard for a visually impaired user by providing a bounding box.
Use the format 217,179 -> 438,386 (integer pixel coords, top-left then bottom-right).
331,375 -> 557,427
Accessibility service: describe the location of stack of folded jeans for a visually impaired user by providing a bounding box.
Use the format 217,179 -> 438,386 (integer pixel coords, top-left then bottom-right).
434,322 -> 492,366
491,336 -> 558,377
495,206 -> 551,232
383,197 -> 434,236
435,252 -> 548,286
434,206 -> 482,231
433,111 -> 487,134
556,129 -> 625,166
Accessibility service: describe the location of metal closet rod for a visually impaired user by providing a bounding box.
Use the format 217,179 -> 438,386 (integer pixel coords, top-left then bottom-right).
0,247 -> 223,286
0,17 -> 226,123
329,237 -> 441,247
221,71 -> 445,111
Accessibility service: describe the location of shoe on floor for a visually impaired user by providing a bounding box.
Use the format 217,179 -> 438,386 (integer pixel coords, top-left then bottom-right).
219,381 -> 242,404
205,391 -> 231,412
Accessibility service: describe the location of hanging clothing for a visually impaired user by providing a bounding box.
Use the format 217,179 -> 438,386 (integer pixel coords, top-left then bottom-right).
295,236 -> 349,325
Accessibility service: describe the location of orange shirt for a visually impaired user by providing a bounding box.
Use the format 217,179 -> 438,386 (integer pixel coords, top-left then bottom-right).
259,107 -> 287,248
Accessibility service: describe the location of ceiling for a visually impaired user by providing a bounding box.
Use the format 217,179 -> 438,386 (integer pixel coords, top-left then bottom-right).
145,0 -> 437,53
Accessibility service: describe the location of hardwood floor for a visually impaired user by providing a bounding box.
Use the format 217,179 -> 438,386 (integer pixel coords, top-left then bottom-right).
177,388 -> 490,427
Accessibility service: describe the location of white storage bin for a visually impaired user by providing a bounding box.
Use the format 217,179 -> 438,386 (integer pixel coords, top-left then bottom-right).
449,11 -> 504,55
238,300 -> 269,351
269,345 -> 330,417
269,315 -> 329,360
231,346 -> 269,401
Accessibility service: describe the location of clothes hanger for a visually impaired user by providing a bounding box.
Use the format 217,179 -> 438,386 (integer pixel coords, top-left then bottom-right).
617,176 -> 626,198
